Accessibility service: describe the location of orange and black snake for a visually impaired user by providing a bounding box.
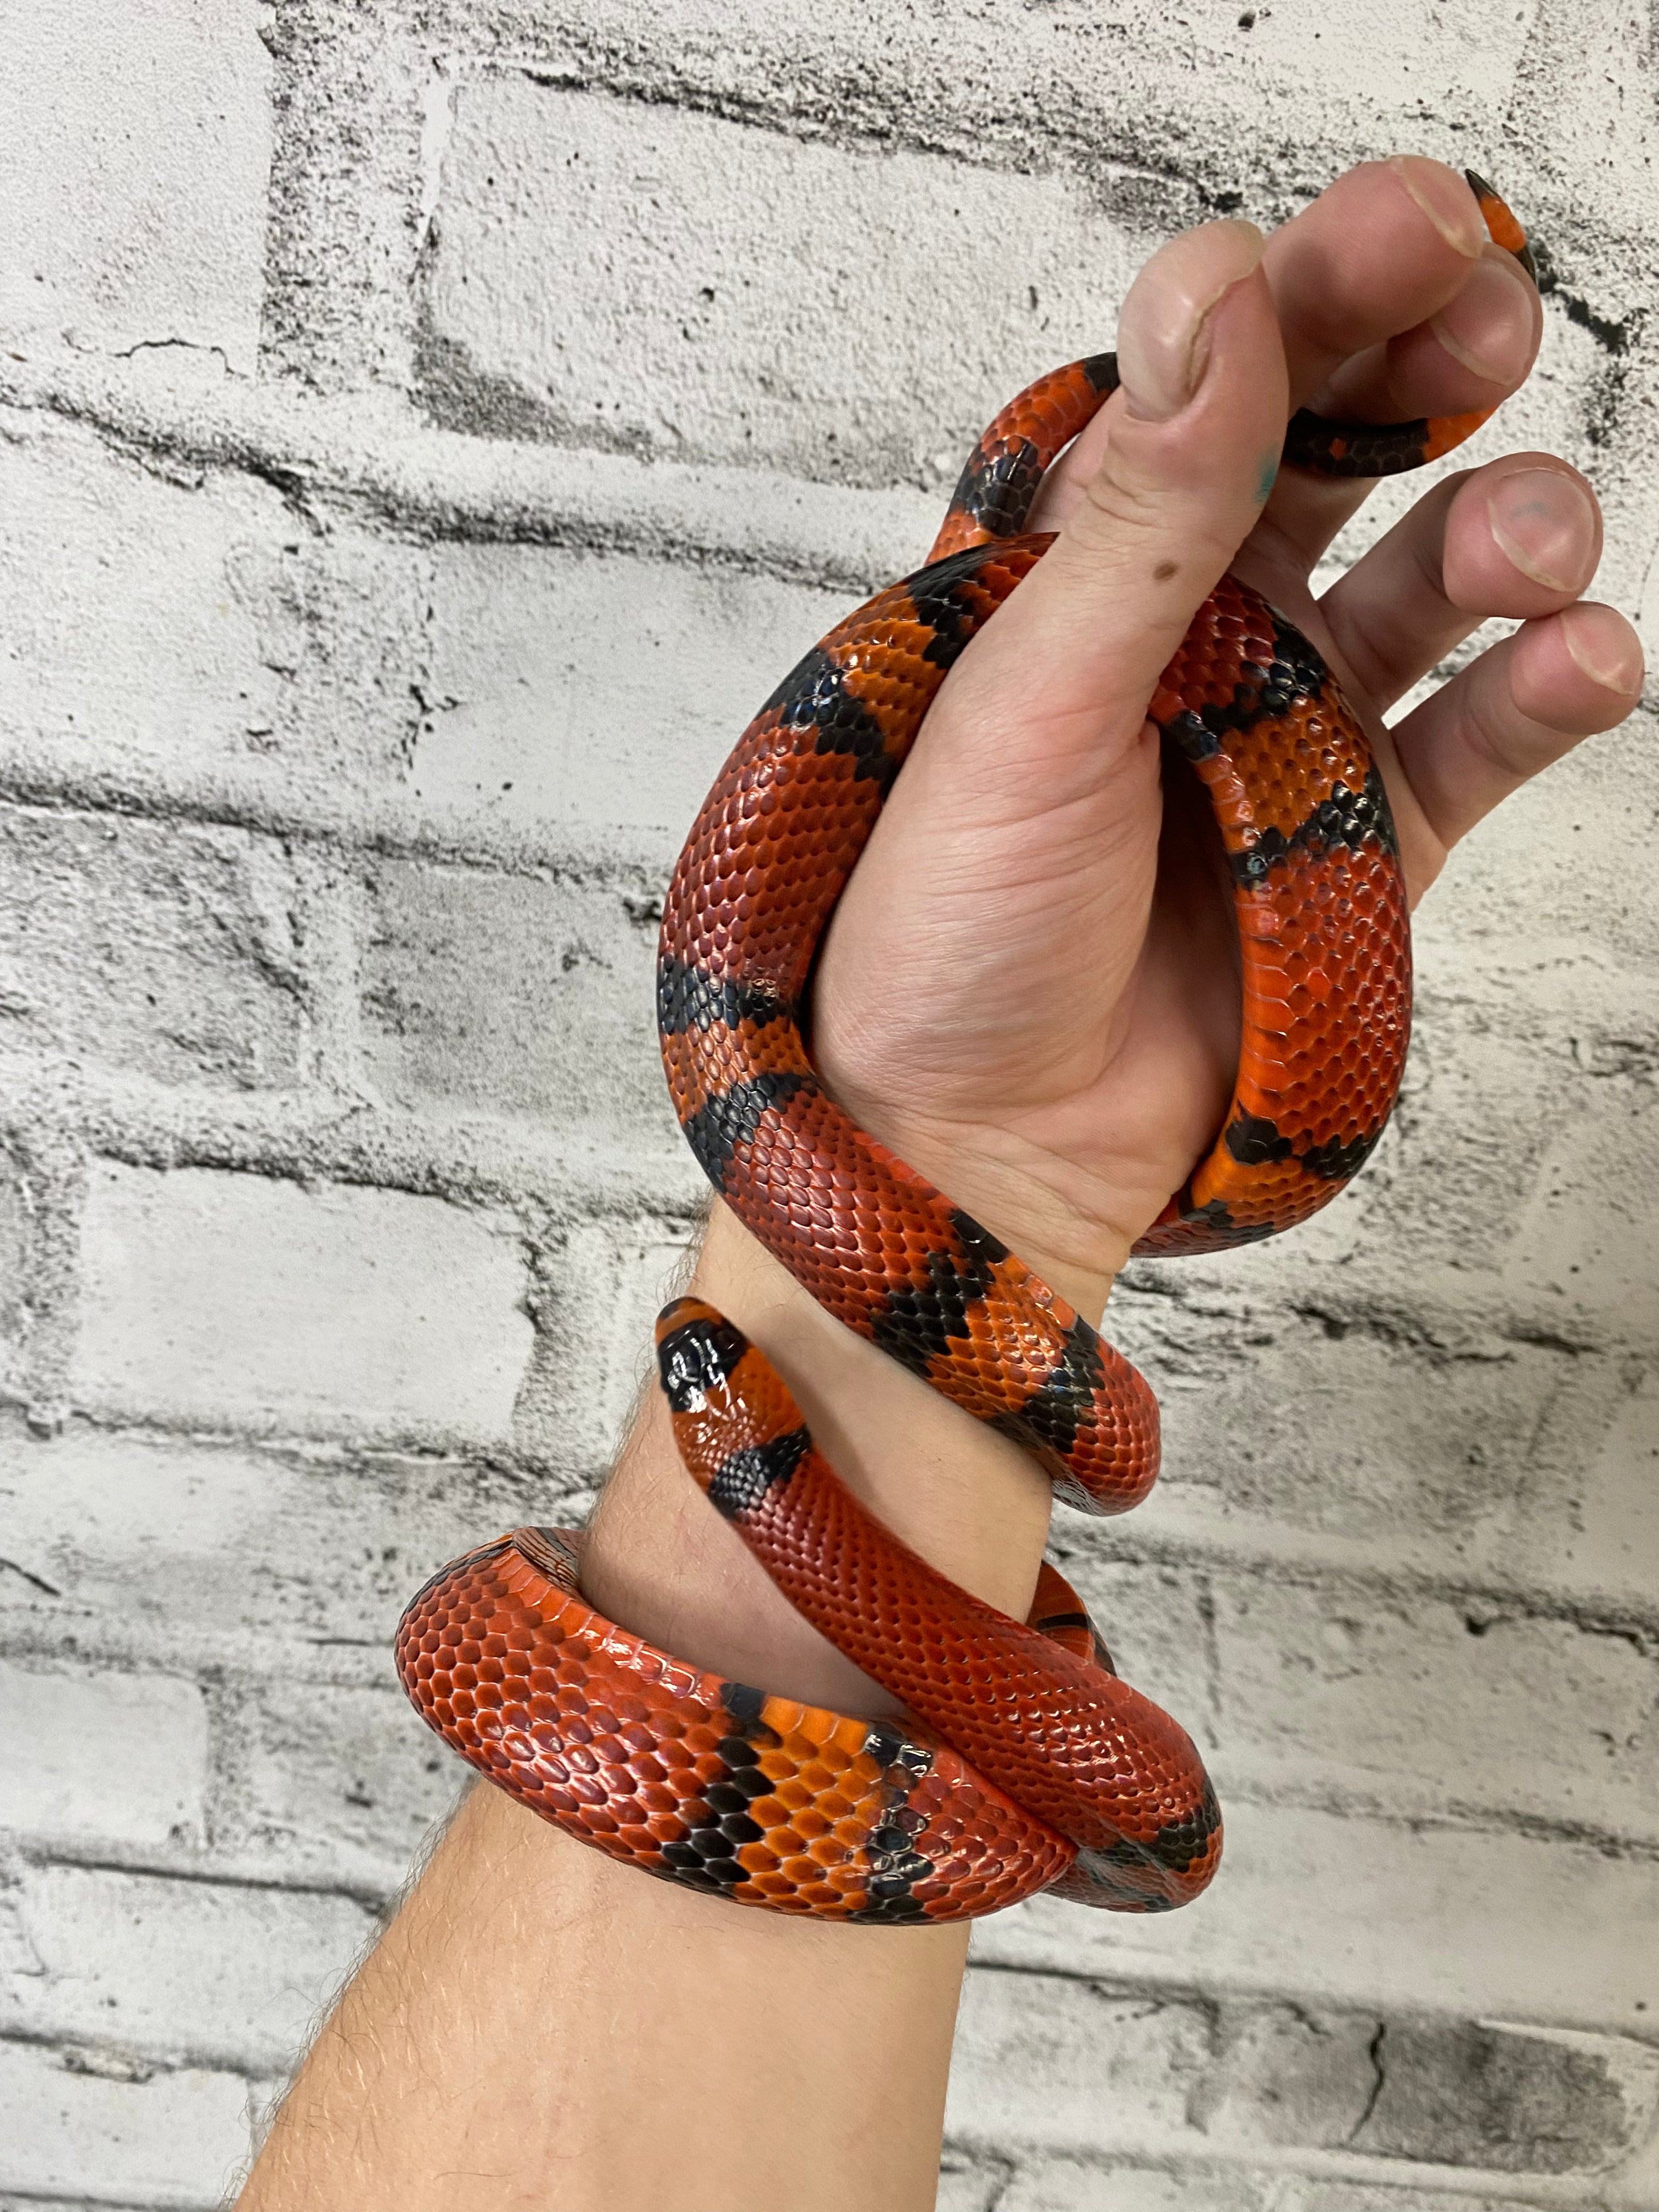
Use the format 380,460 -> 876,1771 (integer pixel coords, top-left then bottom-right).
397,173 -> 1533,1921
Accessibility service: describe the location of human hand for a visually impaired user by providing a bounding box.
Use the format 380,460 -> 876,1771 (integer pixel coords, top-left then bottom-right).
812,157 -> 1645,1323
590,155 -> 1645,1694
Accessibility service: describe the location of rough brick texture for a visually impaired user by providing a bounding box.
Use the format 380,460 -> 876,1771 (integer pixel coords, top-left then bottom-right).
3,2 -> 1658,2205
0,805 -> 306,1091
422,80 -> 1146,483
0,0 -> 272,373
71,1162 -> 534,1445
0,1661 -> 208,1849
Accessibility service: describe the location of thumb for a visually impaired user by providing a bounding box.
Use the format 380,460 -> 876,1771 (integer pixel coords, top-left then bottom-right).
948,219 -> 1290,784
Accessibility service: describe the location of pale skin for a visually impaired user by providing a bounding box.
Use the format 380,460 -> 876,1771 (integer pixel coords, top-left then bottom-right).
238,159 -> 1644,2211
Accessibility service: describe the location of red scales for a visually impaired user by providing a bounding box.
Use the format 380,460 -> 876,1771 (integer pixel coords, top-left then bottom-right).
398,173 -> 1534,1922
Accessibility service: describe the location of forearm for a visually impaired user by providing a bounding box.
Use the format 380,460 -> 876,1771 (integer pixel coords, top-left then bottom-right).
238,1202 -> 1090,2212
238,1781 -> 967,2212
236,154 -> 1641,2210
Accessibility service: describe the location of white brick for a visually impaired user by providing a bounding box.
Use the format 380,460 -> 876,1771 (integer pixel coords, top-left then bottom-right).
950,1973 -> 1659,2176
414,542 -> 845,845
1543,1364 -> 1659,1613
995,2175 -> 1548,2212
934,2153 -> 1005,2212
71,1164 -> 534,1446
995,2163 -> 1275,2212
1501,1087 -> 1659,1339
519,1216 -> 697,1466
0,1418 -> 538,1653
0,0 -> 271,371
424,79 -> 1147,486
1206,1579 -> 1659,1841
972,1799 -> 1659,2032
0,1420 -> 315,1635
421,2 -> 1649,260
1285,2190 -> 1591,2212
221,1680 -> 464,1895
0,2199 -> 157,2212
1413,731 -> 1659,1018
0,2035 -> 251,2205
1501,0 -> 1659,266
361,859 -> 676,1148
1063,1547 -> 1659,1850
1083,1342 -> 1653,1637
0,1661 -> 207,1850
285,16 -> 1655,619
946,1974 -> 1207,2157
3,1864 -> 373,2074
0,413 -> 426,814
1113,1285 -> 1579,1555
0,416 -> 285,771
1342,2020 -> 1659,2177
0,805 -> 306,1091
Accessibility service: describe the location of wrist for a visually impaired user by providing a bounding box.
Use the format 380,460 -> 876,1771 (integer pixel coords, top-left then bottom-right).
581,1199 -> 1084,1713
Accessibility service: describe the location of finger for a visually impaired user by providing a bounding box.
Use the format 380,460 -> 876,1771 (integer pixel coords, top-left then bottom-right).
811,221 -> 1286,1126
1314,246 -> 1542,424
1031,159 -> 1538,564
1256,159 -> 1540,566
1268,159 -> 1501,403
944,219 -> 1287,792
1318,454 -> 1602,711
1387,602 -> 1644,862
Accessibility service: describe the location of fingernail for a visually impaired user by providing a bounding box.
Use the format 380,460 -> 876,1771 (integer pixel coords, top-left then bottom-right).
1431,246 -> 1538,385
1561,605 -> 1645,694
1386,155 -> 1485,259
1487,467 -> 1599,594
1116,218 -> 1265,422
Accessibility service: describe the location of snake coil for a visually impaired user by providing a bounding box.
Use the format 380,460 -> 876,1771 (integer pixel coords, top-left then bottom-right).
397,174 -> 1534,1922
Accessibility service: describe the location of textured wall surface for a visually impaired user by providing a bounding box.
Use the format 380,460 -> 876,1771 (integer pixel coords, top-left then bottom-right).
2,2 -> 1658,2206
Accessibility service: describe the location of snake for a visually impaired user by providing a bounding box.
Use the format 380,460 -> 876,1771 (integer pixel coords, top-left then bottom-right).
397,172 -> 1535,1922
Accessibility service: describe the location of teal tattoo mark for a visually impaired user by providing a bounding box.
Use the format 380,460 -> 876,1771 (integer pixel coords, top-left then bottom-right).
1256,448 -> 1279,504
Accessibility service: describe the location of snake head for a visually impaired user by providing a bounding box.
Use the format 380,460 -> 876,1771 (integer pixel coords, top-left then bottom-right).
655,1297 -> 822,1522
655,1297 -> 747,1415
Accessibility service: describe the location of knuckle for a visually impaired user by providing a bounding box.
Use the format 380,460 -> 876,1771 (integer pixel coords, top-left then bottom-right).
1460,664 -> 1538,775
1067,455 -> 1234,584
1075,455 -> 1168,542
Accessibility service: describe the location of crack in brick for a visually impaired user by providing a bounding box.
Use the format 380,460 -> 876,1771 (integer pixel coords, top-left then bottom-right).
1347,2022 -> 1387,2145
0,1555 -> 61,1598
110,336 -> 236,373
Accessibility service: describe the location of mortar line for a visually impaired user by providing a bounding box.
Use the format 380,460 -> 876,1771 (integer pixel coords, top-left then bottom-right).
7,1848 -> 391,1914
938,2128 -> 1643,2212
960,1956 -> 1659,2052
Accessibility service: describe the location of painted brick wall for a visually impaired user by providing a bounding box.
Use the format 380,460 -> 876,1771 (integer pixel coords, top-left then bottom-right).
2,3 -> 1657,2205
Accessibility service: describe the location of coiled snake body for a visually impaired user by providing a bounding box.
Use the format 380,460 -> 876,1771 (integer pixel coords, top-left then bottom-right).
398,175 -> 1534,1921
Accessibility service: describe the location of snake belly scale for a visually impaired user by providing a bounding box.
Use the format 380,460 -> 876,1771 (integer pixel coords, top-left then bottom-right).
397,172 -> 1534,1922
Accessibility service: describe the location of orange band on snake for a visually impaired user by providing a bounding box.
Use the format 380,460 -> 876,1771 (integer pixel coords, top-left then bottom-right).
397,174 -> 1533,1921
